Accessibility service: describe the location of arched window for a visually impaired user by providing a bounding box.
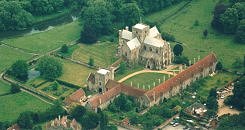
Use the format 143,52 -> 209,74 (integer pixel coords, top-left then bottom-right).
156,49 -> 158,53
144,46 -> 146,50
149,47 -> 152,52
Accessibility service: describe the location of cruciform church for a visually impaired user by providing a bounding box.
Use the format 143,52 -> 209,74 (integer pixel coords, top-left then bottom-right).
118,23 -> 173,70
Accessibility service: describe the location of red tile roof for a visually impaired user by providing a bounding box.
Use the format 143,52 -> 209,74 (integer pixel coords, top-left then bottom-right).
145,53 -> 217,102
65,89 -> 85,104
88,80 -> 146,109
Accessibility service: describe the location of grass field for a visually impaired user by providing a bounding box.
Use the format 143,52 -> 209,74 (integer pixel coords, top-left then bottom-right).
0,80 -> 11,95
197,72 -> 237,99
72,42 -> 118,68
146,0 -> 245,69
123,73 -> 171,90
3,21 -> 81,54
59,60 -> 95,86
0,45 -> 33,72
115,65 -> 144,81
0,92 -> 51,122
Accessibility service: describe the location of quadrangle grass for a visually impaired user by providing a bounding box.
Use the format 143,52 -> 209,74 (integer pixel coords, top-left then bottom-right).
123,73 -> 172,90
0,92 -> 51,122
3,21 -> 81,54
0,45 -> 33,72
72,42 -> 118,68
146,0 -> 245,70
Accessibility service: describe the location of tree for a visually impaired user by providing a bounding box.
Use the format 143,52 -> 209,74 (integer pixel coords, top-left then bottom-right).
174,56 -> 189,65
0,1 -> 33,31
211,3 -> 228,32
161,32 -> 175,41
120,3 -> 142,26
37,56 -> 63,80
61,44 -> 68,53
216,61 -> 223,71
235,19 -> 245,43
80,0 -> 113,43
17,112 -> 34,129
10,60 -> 28,81
118,62 -> 126,74
226,77 -> 245,110
220,7 -> 239,34
70,106 -> 86,122
11,84 -> 21,93
81,111 -> 100,130
206,88 -> 218,116
88,57 -> 94,66
98,110 -> 109,129
173,44 -> 183,56
203,29 -> 208,38
232,57 -> 243,68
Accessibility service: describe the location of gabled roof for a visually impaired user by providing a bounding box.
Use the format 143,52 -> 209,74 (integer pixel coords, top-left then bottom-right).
149,26 -> 160,38
88,80 -> 146,109
122,30 -> 133,40
145,53 -> 217,102
126,38 -> 141,50
144,36 -> 164,47
65,89 -> 85,104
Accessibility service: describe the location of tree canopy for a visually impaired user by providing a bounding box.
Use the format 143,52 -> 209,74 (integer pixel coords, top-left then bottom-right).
9,60 -> 29,81
37,56 -> 63,80
173,44 -> 183,56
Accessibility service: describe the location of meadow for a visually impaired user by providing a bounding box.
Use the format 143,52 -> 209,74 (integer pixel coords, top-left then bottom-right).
0,80 -> 11,95
58,59 -> 95,86
123,73 -> 171,90
146,0 -> 245,69
72,41 -> 118,68
0,45 -> 33,72
3,21 -> 81,54
0,92 -> 51,122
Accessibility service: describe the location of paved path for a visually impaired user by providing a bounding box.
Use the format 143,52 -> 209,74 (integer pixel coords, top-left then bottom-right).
118,65 -> 180,83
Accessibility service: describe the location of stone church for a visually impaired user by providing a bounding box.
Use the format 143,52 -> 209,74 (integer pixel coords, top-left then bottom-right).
118,23 -> 173,70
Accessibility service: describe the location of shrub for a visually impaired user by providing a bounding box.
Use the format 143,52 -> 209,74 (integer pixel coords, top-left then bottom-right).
161,32 -> 175,41
11,83 -> 21,94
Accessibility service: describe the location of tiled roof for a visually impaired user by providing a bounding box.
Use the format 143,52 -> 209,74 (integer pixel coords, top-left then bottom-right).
88,85 -> 122,109
88,80 -> 145,109
145,53 -> 217,102
65,89 -> 85,104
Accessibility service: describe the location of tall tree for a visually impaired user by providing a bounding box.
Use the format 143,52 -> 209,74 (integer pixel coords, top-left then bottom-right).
221,7 -> 239,34
173,44 -> 183,56
0,0 -> 33,31
235,19 -> 245,43
37,56 -> 63,80
10,60 -> 28,81
17,112 -> 34,129
81,111 -> 100,130
120,3 -> 142,26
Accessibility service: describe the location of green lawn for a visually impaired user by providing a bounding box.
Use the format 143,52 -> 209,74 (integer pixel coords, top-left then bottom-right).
115,65 -> 144,81
3,21 -> 81,54
0,92 -> 51,122
146,0 -> 245,70
0,80 -> 11,95
59,59 -> 95,87
0,45 -> 33,72
72,42 -> 118,68
123,73 -> 171,90
197,72 -> 237,99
